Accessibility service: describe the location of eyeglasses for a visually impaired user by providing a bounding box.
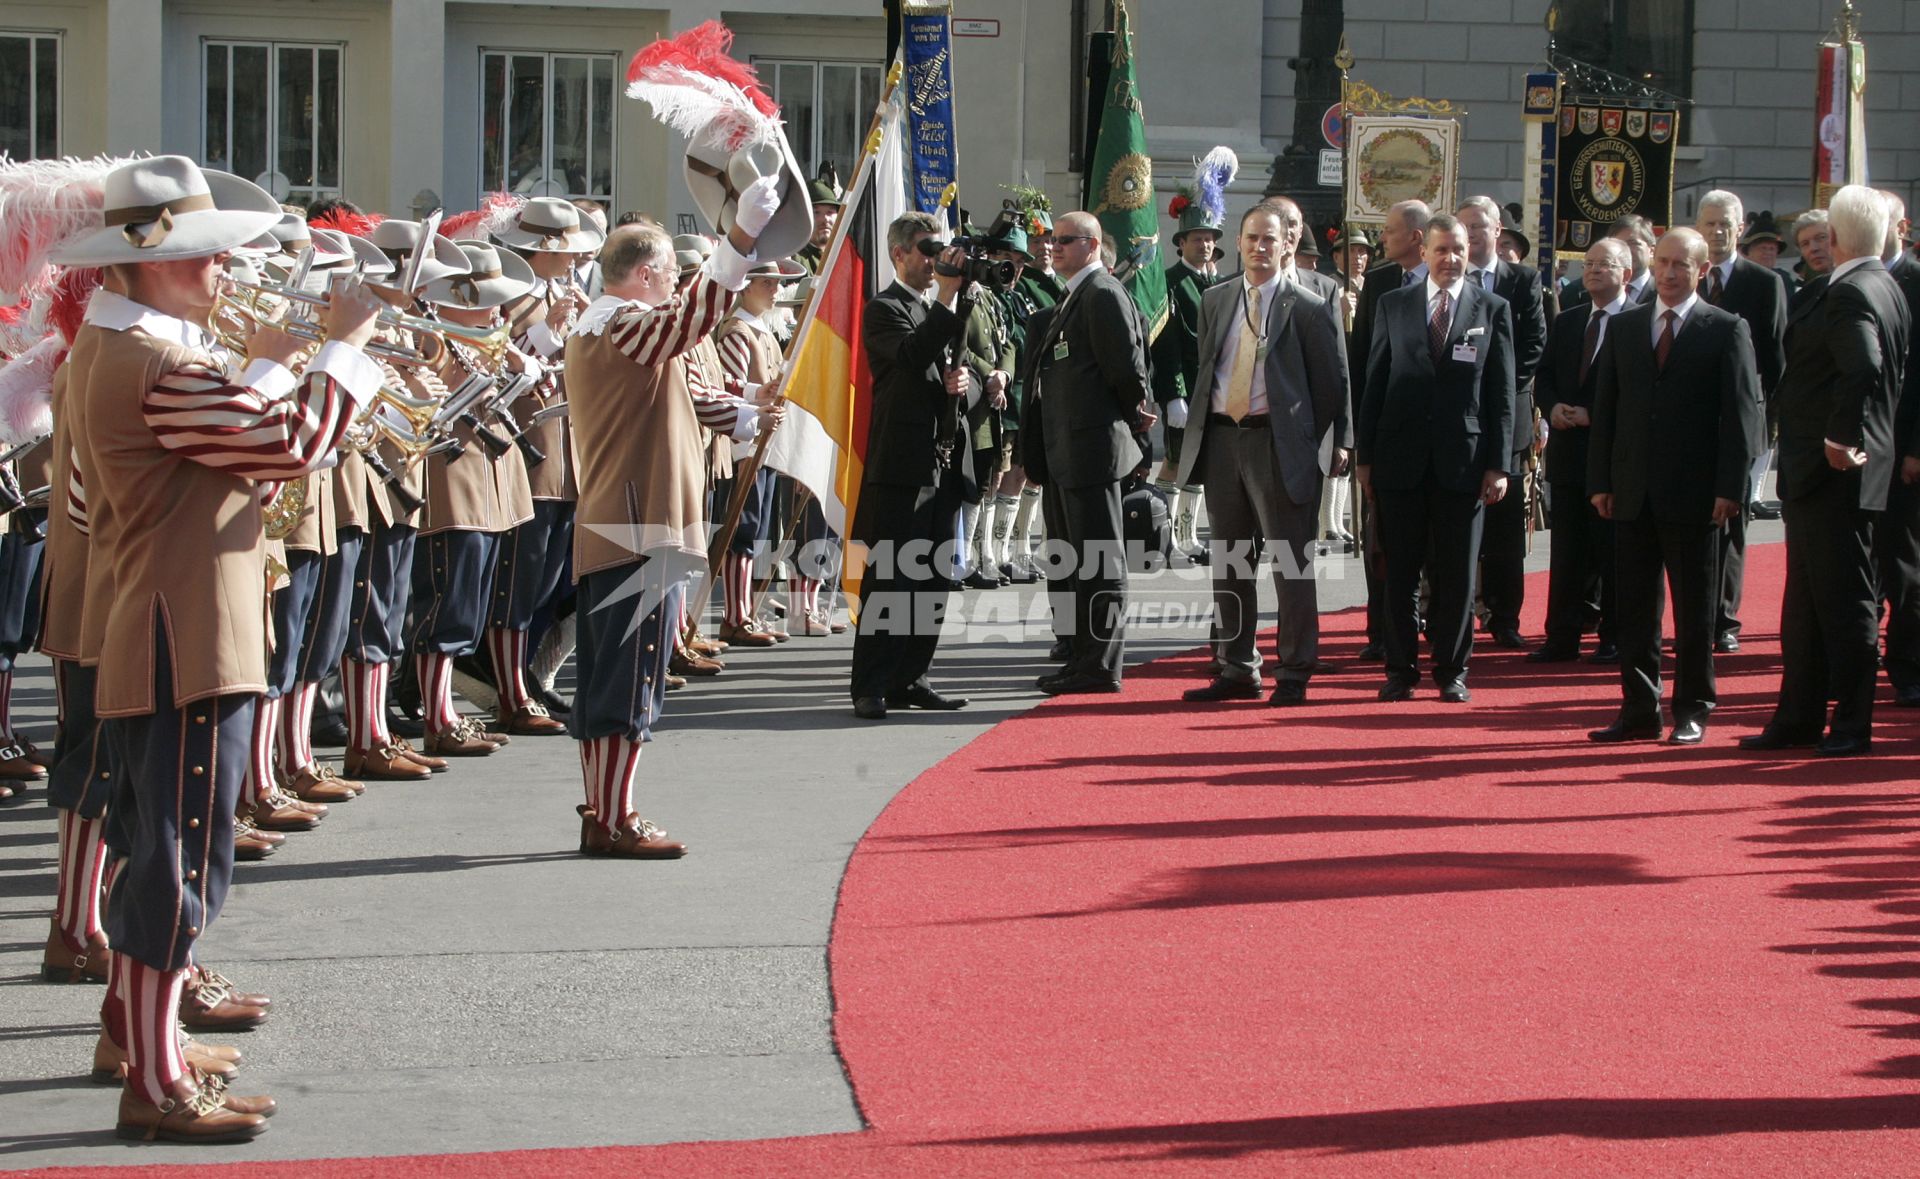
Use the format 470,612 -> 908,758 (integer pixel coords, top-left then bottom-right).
1050,234 -> 1095,247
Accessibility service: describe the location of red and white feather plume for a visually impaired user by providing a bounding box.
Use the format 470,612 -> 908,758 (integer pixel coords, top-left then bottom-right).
439,191 -> 526,241
307,206 -> 383,238
625,21 -> 782,152
0,333 -> 61,445
0,154 -> 137,304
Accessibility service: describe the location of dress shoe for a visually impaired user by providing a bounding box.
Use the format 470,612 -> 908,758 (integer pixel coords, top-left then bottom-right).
498,704 -> 568,735
116,1084 -> 268,1144
424,720 -> 499,757
1738,728 -> 1821,752
284,765 -> 356,804
1588,641 -> 1620,664
180,974 -> 270,1032
1817,734 -> 1873,757
576,805 -> 687,859
1377,679 -> 1415,702
1749,500 -> 1782,521
310,712 -> 350,748
1668,717 -> 1707,745
718,621 -> 780,648
1268,680 -> 1308,706
1005,561 -> 1040,584
1525,646 -> 1579,664
232,819 -> 282,861
796,615 -> 834,636
1438,680 -> 1472,703
887,684 -> 968,710
1036,670 -> 1122,696
199,1071 -> 276,1118
532,682 -> 572,716
688,636 -> 728,657
1185,547 -> 1210,567
241,792 -> 323,833
93,1033 -> 240,1085
1490,628 -> 1528,650
1047,639 -> 1073,661
0,779 -> 15,804
853,696 -> 888,720
665,674 -> 686,690
0,742 -> 47,781
1356,644 -> 1385,662
388,708 -> 425,739
964,568 -> 1000,590
1714,631 -> 1741,654
1589,717 -> 1661,743
1183,678 -> 1260,703
15,736 -> 51,770
1894,683 -> 1920,708
41,923 -> 108,984
344,742 -> 433,781
670,649 -> 725,675
397,741 -> 449,772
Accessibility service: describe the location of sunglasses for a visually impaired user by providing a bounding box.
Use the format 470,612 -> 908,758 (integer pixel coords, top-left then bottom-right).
1050,234 -> 1095,246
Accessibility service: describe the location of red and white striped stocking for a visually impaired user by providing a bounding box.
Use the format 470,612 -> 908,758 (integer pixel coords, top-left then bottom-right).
417,653 -> 459,737
488,627 -> 531,714
53,810 -> 108,953
119,957 -> 187,1107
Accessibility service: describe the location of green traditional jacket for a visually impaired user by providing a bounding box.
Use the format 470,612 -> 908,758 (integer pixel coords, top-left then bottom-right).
1151,261 -> 1211,405
960,285 -> 1016,448
1015,269 -> 1064,311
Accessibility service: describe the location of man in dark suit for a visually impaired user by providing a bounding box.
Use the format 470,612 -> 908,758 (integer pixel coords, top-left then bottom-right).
1587,227 -> 1766,746
1566,215 -> 1658,311
1458,196 -> 1548,649
1348,199 -> 1431,662
1530,237 -> 1632,663
1697,190 -> 1789,651
847,211 -> 977,720
1023,210 -> 1155,695
1356,213 -> 1516,702
1175,199 -> 1350,706
1876,195 -> 1920,707
1742,186 -> 1912,756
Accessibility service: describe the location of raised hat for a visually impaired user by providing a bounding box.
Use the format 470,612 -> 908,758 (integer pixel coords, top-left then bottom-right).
49,155 -> 285,267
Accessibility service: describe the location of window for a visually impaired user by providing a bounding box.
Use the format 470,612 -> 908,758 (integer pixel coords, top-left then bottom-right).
1,31 -> 60,160
756,59 -> 883,184
480,51 -> 616,205
203,40 -> 342,206
1555,1 -> 1693,100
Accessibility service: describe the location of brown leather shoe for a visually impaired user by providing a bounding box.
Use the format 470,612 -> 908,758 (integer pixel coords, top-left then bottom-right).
41,923 -> 109,984
576,805 -> 687,859
0,780 -> 14,803
424,719 -> 499,757
688,636 -> 728,657
665,674 -> 686,691
93,1034 -> 240,1085
498,704 -> 567,735
233,818 -> 282,860
180,969 -> 270,1031
0,742 -> 47,781
116,1082 -> 268,1143
718,621 -> 779,648
284,765 -> 356,803
670,651 -> 724,676
241,791 -> 323,832
345,742 -> 433,781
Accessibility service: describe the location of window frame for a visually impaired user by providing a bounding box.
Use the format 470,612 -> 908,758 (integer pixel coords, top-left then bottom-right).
0,29 -> 62,160
751,56 -> 885,182
1557,0 -> 1694,103
200,37 -> 345,204
477,47 -> 619,207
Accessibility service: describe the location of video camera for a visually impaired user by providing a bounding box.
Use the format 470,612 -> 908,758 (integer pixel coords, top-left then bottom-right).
915,201 -> 1023,288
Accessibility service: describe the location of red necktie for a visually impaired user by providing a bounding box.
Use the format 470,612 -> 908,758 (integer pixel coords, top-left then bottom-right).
1655,309 -> 1677,370
1428,289 -> 1452,361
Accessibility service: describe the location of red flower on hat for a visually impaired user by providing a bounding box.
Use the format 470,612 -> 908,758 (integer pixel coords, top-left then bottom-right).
1168,194 -> 1190,218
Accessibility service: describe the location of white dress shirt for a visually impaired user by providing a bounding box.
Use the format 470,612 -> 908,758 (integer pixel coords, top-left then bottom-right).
1209,270 -> 1286,416
1650,291 -> 1699,345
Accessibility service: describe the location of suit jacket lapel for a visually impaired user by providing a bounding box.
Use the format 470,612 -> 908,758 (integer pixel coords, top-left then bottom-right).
1265,279 -> 1295,351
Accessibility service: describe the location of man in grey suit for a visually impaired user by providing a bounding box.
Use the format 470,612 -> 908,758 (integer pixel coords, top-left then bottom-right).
1356,213 -> 1516,703
1024,211 -> 1156,695
1177,199 -> 1350,705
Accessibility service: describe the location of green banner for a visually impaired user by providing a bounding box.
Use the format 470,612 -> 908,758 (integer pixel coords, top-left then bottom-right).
1085,0 -> 1168,341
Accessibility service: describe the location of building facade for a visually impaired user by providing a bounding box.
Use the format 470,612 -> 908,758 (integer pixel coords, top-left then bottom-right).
3,1 -> 1915,244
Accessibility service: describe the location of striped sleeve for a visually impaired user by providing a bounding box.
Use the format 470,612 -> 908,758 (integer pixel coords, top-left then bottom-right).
684,356 -> 753,435
607,272 -> 737,368
65,452 -> 88,537
142,341 -> 380,481
715,329 -> 754,384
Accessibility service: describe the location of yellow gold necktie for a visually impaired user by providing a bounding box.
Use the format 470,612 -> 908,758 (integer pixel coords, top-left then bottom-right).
1223,285 -> 1261,422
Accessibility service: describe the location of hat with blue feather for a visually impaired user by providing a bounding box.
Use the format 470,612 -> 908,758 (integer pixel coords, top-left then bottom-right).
1168,147 -> 1238,244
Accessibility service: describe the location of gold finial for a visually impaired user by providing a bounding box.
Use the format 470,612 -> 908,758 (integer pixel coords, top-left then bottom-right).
1831,0 -> 1861,41
1334,34 -> 1355,72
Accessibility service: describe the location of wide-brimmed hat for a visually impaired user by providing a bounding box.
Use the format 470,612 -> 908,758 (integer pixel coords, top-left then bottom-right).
673,232 -> 714,274
423,241 -> 535,310
1740,212 -> 1785,248
985,223 -> 1031,258
494,197 -> 606,254
368,220 -> 473,291
50,155 -> 285,266
310,228 -> 394,275
777,275 -> 813,307
743,257 -> 808,281
807,178 -> 844,209
684,137 -> 814,262
1498,225 -> 1532,257
1330,228 -> 1375,254
1295,231 -> 1320,259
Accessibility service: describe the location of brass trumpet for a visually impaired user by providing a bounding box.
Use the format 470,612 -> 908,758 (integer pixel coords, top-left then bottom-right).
215,280 -> 430,367
227,278 -> 510,358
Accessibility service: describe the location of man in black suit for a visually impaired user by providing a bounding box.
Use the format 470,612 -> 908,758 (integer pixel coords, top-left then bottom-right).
1348,199 -> 1431,661
1530,237 -> 1632,663
1566,215 -> 1657,311
1743,186 -> 1912,756
1876,195 -> 1920,707
1356,213 -> 1515,702
1458,196 -> 1548,649
847,211 -> 976,720
1588,228 -> 1766,746
1024,210 -> 1155,695
1176,199 -> 1350,706
1697,190 -> 1789,651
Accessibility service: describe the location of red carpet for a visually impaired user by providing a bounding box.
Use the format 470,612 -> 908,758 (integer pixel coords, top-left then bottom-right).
31,543 -> 1920,1176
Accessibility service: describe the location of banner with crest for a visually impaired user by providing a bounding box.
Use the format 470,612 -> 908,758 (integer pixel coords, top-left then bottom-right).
1551,100 -> 1678,259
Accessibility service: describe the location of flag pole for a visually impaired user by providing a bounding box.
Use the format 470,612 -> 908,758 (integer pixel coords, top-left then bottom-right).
704,57 -> 903,577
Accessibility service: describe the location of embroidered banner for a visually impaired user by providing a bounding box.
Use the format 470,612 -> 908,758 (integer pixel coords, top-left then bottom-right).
901,1 -> 959,226
1552,100 -> 1678,259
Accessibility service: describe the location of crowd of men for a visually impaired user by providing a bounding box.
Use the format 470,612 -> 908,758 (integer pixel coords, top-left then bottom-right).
0,133 -> 1913,1146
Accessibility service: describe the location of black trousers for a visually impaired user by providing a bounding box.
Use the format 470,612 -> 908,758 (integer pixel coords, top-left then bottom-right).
1876,472 -> 1920,692
299,528 -> 363,683
849,473 -> 962,701
102,627 -> 252,973
491,500 -> 573,631
1542,479 -> 1615,651
267,549 -> 322,697
1376,475 -> 1484,685
569,560 -> 684,744
1717,476 -> 1751,638
1613,512 -> 1720,724
1050,479 -> 1129,682
349,516 -> 416,664
411,530 -> 499,657
1478,451 -> 1530,633
1774,482 -> 1880,739
47,660 -> 112,819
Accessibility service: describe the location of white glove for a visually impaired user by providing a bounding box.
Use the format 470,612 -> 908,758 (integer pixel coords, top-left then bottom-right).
1166,397 -> 1189,430
734,174 -> 784,239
